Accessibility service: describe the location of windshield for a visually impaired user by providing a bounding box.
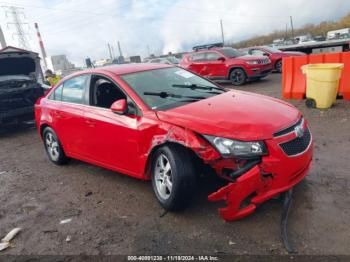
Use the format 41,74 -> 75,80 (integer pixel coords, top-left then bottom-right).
262,46 -> 282,53
121,67 -> 226,110
219,47 -> 244,58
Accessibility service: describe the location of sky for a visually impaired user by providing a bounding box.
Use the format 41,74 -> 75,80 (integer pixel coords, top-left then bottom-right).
1,0 -> 350,66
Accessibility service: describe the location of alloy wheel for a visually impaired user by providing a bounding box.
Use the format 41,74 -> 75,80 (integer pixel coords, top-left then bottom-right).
154,154 -> 173,200
231,69 -> 245,85
276,61 -> 282,73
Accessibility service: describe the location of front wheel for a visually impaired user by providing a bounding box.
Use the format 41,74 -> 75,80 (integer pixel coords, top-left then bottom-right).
151,145 -> 196,211
275,60 -> 282,73
229,68 -> 247,86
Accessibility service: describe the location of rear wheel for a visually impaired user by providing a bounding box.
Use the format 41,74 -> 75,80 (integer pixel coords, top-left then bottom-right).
151,145 -> 196,211
43,127 -> 68,165
229,68 -> 247,86
275,60 -> 282,73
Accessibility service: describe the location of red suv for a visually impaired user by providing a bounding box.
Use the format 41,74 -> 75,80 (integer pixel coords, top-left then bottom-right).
242,46 -> 305,73
180,46 -> 272,86
35,64 -> 313,221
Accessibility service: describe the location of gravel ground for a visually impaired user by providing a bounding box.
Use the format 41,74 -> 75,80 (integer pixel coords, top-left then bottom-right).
0,73 -> 349,256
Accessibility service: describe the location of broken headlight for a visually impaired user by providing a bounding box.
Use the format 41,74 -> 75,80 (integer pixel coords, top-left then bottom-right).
204,135 -> 268,158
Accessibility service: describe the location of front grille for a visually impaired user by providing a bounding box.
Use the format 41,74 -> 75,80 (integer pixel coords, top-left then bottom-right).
257,58 -> 270,65
273,118 -> 303,137
279,127 -> 311,156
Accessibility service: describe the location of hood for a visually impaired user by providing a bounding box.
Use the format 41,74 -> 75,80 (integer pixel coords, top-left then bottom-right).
156,91 -> 300,141
235,55 -> 265,61
0,52 -> 39,79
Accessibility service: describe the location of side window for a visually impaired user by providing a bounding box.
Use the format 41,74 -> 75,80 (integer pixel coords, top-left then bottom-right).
251,49 -> 265,56
48,84 -> 63,101
62,75 -> 89,104
90,75 -> 127,109
190,53 -> 206,62
205,52 -> 220,61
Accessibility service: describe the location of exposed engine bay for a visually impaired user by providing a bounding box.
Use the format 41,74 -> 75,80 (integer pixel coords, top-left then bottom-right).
0,48 -> 45,125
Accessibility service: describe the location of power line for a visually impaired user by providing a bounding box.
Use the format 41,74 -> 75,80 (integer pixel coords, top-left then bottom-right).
2,5 -> 30,50
0,1 -> 289,26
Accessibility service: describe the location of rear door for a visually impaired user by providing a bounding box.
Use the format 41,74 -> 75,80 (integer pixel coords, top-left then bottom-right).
187,52 -> 208,75
52,74 -> 90,157
204,51 -> 227,77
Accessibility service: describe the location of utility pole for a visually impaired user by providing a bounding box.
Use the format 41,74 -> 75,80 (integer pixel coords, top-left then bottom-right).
146,45 -> 150,57
290,16 -> 295,43
117,41 -> 123,57
0,25 -> 7,48
220,19 -> 225,45
285,23 -> 288,41
111,45 -> 115,59
34,23 -> 48,69
2,6 -> 30,50
117,41 -> 124,63
107,43 -> 113,60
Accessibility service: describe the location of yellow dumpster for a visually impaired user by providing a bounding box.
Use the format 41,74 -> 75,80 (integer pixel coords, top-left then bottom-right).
301,63 -> 344,109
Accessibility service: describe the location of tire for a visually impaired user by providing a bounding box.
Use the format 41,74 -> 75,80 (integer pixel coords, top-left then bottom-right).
275,60 -> 282,73
229,68 -> 247,86
305,98 -> 316,108
151,144 -> 196,211
43,127 -> 69,165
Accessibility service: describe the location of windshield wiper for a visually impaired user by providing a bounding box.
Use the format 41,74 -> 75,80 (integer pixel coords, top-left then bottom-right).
172,83 -> 224,92
143,91 -> 207,100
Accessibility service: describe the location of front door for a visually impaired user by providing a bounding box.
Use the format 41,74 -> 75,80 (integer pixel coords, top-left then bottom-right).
82,75 -> 142,177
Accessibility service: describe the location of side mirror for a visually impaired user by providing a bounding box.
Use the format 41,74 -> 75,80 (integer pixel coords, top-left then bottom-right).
111,99 -> 127,115
263,52 -> 270,56
218,57 -> 226,62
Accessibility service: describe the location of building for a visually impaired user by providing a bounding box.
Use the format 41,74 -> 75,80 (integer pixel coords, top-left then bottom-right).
51,55 -> 74,72
93,58 -> 112,67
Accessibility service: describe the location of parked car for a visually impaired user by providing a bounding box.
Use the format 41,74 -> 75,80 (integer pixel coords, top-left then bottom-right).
179,46 -> 272,86
147,56 -> 179,64
242,46 -> 305,73
35,63 -> 313,221
0,46 -> 46,127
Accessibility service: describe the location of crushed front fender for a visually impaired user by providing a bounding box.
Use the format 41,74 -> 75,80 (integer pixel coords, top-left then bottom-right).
208,136 -> 313,221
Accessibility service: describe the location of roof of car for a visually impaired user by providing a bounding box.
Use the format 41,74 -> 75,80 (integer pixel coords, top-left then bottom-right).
90,63 -> 173,76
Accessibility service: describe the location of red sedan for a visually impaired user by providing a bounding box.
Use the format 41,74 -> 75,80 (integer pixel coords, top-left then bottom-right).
35,64 -> 313,221
242,46 -> 305,73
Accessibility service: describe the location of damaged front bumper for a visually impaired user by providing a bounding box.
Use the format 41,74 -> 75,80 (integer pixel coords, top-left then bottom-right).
207,130 -> 313,221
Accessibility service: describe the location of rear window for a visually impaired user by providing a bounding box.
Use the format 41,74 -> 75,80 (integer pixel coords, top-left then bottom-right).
206,52 -> 221,61
190,53 -> 206,62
